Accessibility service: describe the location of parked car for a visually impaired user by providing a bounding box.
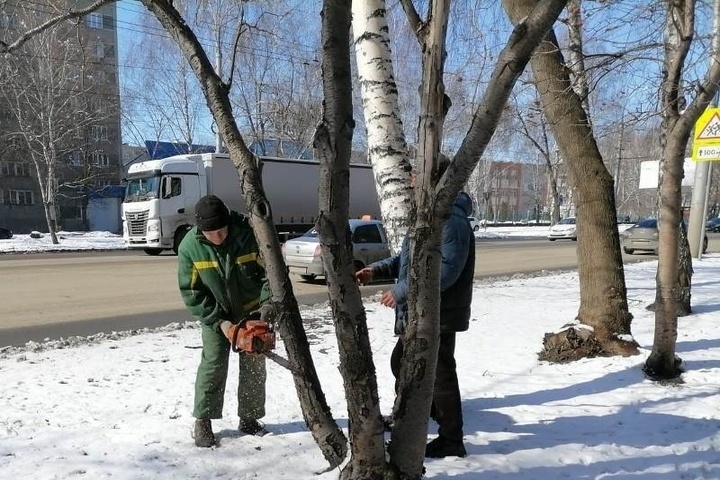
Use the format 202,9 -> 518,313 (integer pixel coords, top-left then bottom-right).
621,218 -> 707,255
468,216 -> 480,232
706,217 -> 720,232
282,219 -> 391,282
0,227 -> 12,240
548,217 -> 577,241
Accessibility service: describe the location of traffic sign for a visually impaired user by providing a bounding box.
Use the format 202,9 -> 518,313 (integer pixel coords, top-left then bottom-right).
692,108 -> 720,161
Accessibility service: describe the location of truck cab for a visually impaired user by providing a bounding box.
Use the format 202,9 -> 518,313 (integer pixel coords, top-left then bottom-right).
122,157 -> 205,255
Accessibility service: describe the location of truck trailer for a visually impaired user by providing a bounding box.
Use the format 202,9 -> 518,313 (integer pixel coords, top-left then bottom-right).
121,153 -> 380,255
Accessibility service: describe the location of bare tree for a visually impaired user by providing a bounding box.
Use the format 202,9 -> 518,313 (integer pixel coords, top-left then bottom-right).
644,0 -> 720,380
506,88 -> 564,223
504,0 -> 640,362
0,3 -> 118,241
226,4 -> 322,158
121,7 -> 209,149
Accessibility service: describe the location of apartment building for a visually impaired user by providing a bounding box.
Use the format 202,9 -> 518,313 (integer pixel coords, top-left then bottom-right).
477,160 -> 551,223
0,1 -> 121,233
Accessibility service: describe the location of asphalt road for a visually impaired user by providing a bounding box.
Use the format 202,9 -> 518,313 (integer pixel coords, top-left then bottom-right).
2,235 -> 717,347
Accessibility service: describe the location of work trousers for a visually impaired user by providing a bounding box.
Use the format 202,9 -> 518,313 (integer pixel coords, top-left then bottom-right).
193,323 -> 266,421
391,332 -> 464,442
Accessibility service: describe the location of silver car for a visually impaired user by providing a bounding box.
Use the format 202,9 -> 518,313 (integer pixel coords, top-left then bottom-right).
282,219 -> 391,281
621,218 -> 707,255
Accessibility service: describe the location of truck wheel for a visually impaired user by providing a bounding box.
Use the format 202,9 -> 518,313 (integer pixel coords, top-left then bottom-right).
300,274 -> 316,282
144,248 -> 163,256
173,228 -> 189,255
623,247 -> 634,255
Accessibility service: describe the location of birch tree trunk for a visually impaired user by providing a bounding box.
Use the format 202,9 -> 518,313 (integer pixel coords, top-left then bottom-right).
645,0 -> 720,380
504,0 -> 639,361
314,1 -> 387,478
352,0 -> 414,254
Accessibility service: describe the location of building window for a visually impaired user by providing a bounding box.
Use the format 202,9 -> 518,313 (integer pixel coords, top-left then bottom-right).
90,70 -> 106,85
102,15 -> 115,30
91,125 -> 108,141
86,13 -> 103,29
91,98 -> 107,115
92,152 -> 110,167
86,13 -> 115,30
14,162 -> 30,176
94,42 -> 105,59
68,150 -> 84,166
8,189 -> 34,205
0,12 -> 17,29
0,162 -> 30,176
6,137 -> 23,150
96,180 -> 112,187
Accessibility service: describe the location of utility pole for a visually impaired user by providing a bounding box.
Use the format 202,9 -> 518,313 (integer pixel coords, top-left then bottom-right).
688,0 -> 720,258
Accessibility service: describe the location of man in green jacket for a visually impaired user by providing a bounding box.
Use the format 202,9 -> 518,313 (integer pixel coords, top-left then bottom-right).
177,195 -> 271,448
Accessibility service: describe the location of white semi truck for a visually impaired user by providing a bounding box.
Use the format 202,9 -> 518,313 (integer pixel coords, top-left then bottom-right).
121,153 -> 380,255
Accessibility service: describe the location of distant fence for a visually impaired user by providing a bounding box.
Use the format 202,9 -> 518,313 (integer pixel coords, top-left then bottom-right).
481,221 -> 552,228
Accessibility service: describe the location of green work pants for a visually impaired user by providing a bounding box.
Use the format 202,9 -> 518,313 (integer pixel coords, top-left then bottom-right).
193,323 -> 267,421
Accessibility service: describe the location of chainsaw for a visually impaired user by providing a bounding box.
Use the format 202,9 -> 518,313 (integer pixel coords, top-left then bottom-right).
228,311 -> 296,373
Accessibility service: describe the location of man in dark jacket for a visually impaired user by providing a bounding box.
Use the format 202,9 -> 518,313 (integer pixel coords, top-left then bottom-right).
355,184 -> 475,458
177,195 -> 272,447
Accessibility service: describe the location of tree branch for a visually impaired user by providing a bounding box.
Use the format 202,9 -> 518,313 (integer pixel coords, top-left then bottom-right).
398,0 -> 425,42
0,0 -> 115,53
449,0 -> 568,197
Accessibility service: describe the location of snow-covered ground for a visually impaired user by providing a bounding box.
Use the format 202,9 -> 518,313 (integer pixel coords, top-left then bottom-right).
0,231 -> 126,253
1,230 -> 719,479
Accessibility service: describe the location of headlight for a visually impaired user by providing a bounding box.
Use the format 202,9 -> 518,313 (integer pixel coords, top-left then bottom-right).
147,223 -> 160,233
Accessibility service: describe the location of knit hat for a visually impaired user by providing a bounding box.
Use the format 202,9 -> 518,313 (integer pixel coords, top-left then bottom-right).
194,195 -> 230,231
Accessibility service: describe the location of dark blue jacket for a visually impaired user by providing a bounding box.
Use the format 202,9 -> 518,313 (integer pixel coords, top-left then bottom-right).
370,192 -> 475,334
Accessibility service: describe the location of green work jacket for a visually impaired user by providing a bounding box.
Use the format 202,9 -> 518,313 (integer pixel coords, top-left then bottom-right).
177,212 -> 270,332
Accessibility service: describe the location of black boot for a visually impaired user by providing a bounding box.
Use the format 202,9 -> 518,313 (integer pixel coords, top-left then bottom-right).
425,436 -> 467,458
239,419 -> 268,436
193,419 -> 215,448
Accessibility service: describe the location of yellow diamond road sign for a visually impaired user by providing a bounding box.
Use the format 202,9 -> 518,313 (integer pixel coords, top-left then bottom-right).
692,107 -> 720,161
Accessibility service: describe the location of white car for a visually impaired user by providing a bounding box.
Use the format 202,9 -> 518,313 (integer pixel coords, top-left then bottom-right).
468,217 -> 481,232
548,217 -> 577,241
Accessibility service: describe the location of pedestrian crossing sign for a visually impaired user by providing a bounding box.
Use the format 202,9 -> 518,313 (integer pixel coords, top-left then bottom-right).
692,107 -> 720,161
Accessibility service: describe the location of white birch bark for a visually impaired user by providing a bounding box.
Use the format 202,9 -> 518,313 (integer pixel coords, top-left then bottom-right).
352,0 -> 413,254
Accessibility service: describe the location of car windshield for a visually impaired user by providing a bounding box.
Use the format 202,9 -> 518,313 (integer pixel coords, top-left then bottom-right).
557,218 -> 575,225
635,219 -> 657,228
124,176 -> 160,202
301,228 -> 319,239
